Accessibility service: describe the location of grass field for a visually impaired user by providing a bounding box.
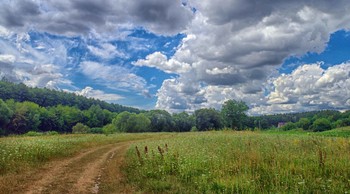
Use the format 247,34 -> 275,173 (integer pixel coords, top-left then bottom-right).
0,133 -> 154,175
126,129 -> 350,193
1,127 -> 350,193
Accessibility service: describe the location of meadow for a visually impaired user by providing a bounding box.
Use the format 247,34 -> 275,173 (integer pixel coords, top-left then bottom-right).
126,129 -> 350,193
0,133 -> 154,175
1,128 -> 350,193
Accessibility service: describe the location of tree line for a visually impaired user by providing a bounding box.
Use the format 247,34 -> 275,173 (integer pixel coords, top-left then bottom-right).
0,97 -> 250,135
0,80 -> 349,135
0,80 -> 140,113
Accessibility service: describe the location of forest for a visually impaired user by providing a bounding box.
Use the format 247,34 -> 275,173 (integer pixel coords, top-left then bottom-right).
0,80 -> 349,136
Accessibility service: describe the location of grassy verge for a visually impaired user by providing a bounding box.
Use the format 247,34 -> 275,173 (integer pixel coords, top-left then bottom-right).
0,133 -> 154,175
125,131 -> 350,193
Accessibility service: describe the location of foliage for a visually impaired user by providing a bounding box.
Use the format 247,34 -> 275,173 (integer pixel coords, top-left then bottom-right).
172,112 -> 195,132
102,124 -> 116,135
221,100 -> 248,130
146,110 -> 174,132
24,131 -> 44,136
72,123 -> 90,134
0,80 -> 140,113
311,118 -> 332,132
0,99 -> 13,129
281,122 -> 298,131
126,131 -> 350,193
112,112 -> 151,133
297,117 -> 311,130
195,108 -> 222,131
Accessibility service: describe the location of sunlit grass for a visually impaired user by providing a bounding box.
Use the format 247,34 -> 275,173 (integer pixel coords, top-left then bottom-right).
0,133 -> 154,175
126,131 -> 350,193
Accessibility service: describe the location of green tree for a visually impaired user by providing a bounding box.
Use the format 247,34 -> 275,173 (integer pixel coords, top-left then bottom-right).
112,112 -> 151,133
195,108 -> 222,131
172,112 -> 195,132
72,123 -> 90,134
7,101 -> 42,134
145,110 -> 174,132
0,99 -> 13,128
311,118 -> 332,132
84,105 -> 106,127
297,118 -> 311,130
281,122 -> 298,131
112,111 -> 132,132
102,124 -> 116,135
221,100 -> 249,130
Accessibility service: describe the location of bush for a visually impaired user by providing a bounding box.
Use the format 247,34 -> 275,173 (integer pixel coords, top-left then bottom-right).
311,118 -> 332,132
45,131 -> 59,135
281,122 -> 297,131
72,123 -> 90,134
190,126 -> 198,132
88,127 -> 103,134
102,124 -> 116,135
24,131 -> 44,136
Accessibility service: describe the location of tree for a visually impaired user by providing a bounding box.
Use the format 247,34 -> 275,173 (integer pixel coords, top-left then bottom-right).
102,124 -> 116,135
195,108 -> 222,131
173,112 -> 195,132
112,111 -> 132,132
281,122 -> 297,131
221,100 -> 249,130
297,118 -> 311,130
84,105 -> 106,127
0,99 -> 13,129
311,118 -> 332,132
72,123 -> 90,134
145,110 -> 174,132
7,101 -> 42,134
112,112 -> 151,133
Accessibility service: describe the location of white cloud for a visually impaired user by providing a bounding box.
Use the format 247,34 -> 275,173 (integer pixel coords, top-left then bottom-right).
0,34 -> 71,89
79,61 -> 150,97
155,1 -> 350,113
250,63 -> 350,114
87,43 -> 127,59
75,86 -> 124,101
134,51 -> 191,74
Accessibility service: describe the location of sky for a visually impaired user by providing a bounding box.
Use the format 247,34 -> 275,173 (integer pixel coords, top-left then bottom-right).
0,0 -> 349,115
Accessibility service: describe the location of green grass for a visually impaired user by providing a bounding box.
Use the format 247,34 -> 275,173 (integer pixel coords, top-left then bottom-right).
318,126 -> 350,137
126,131 -> 350,193
0,133 -> 154,175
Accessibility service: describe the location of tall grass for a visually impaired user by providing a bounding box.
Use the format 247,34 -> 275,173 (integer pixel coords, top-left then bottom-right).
126,131 -> 350,193
0,133 -> 152,175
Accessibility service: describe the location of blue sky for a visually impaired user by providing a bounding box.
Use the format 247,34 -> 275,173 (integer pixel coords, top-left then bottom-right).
0,0 -> 349,114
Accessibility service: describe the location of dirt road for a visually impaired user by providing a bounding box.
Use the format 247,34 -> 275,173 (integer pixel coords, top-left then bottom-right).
6,141 -> 134,194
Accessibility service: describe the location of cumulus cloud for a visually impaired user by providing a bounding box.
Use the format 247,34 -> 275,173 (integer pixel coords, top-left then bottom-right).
87,43 -> 127,60
154,0 -> 350,113
75,86 -> 124,101
79,61 -> 150,97
0,33 -> 71,89
0,0 -> 193,36
134,51 -> 191,74
248,63 -> 350,115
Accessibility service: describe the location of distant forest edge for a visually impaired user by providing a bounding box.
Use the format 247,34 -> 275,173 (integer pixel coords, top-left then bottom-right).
0,80 -> 349,136
0,80 -> 140,113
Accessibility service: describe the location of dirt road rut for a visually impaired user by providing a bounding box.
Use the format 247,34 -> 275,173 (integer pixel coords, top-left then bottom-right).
22,141 -> 132,194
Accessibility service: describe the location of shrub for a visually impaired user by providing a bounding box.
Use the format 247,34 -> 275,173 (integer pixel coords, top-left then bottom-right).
88,127 -> 103,134
24,131 -> 44,136
72,123 -> 90,134
281,122 -> 297,131
102,124 -> 116,135
45,131 -> 59,135
311,118 -> 332,132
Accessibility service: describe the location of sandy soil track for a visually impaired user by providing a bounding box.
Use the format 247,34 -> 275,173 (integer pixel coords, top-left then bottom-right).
18,141 -> 133,194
